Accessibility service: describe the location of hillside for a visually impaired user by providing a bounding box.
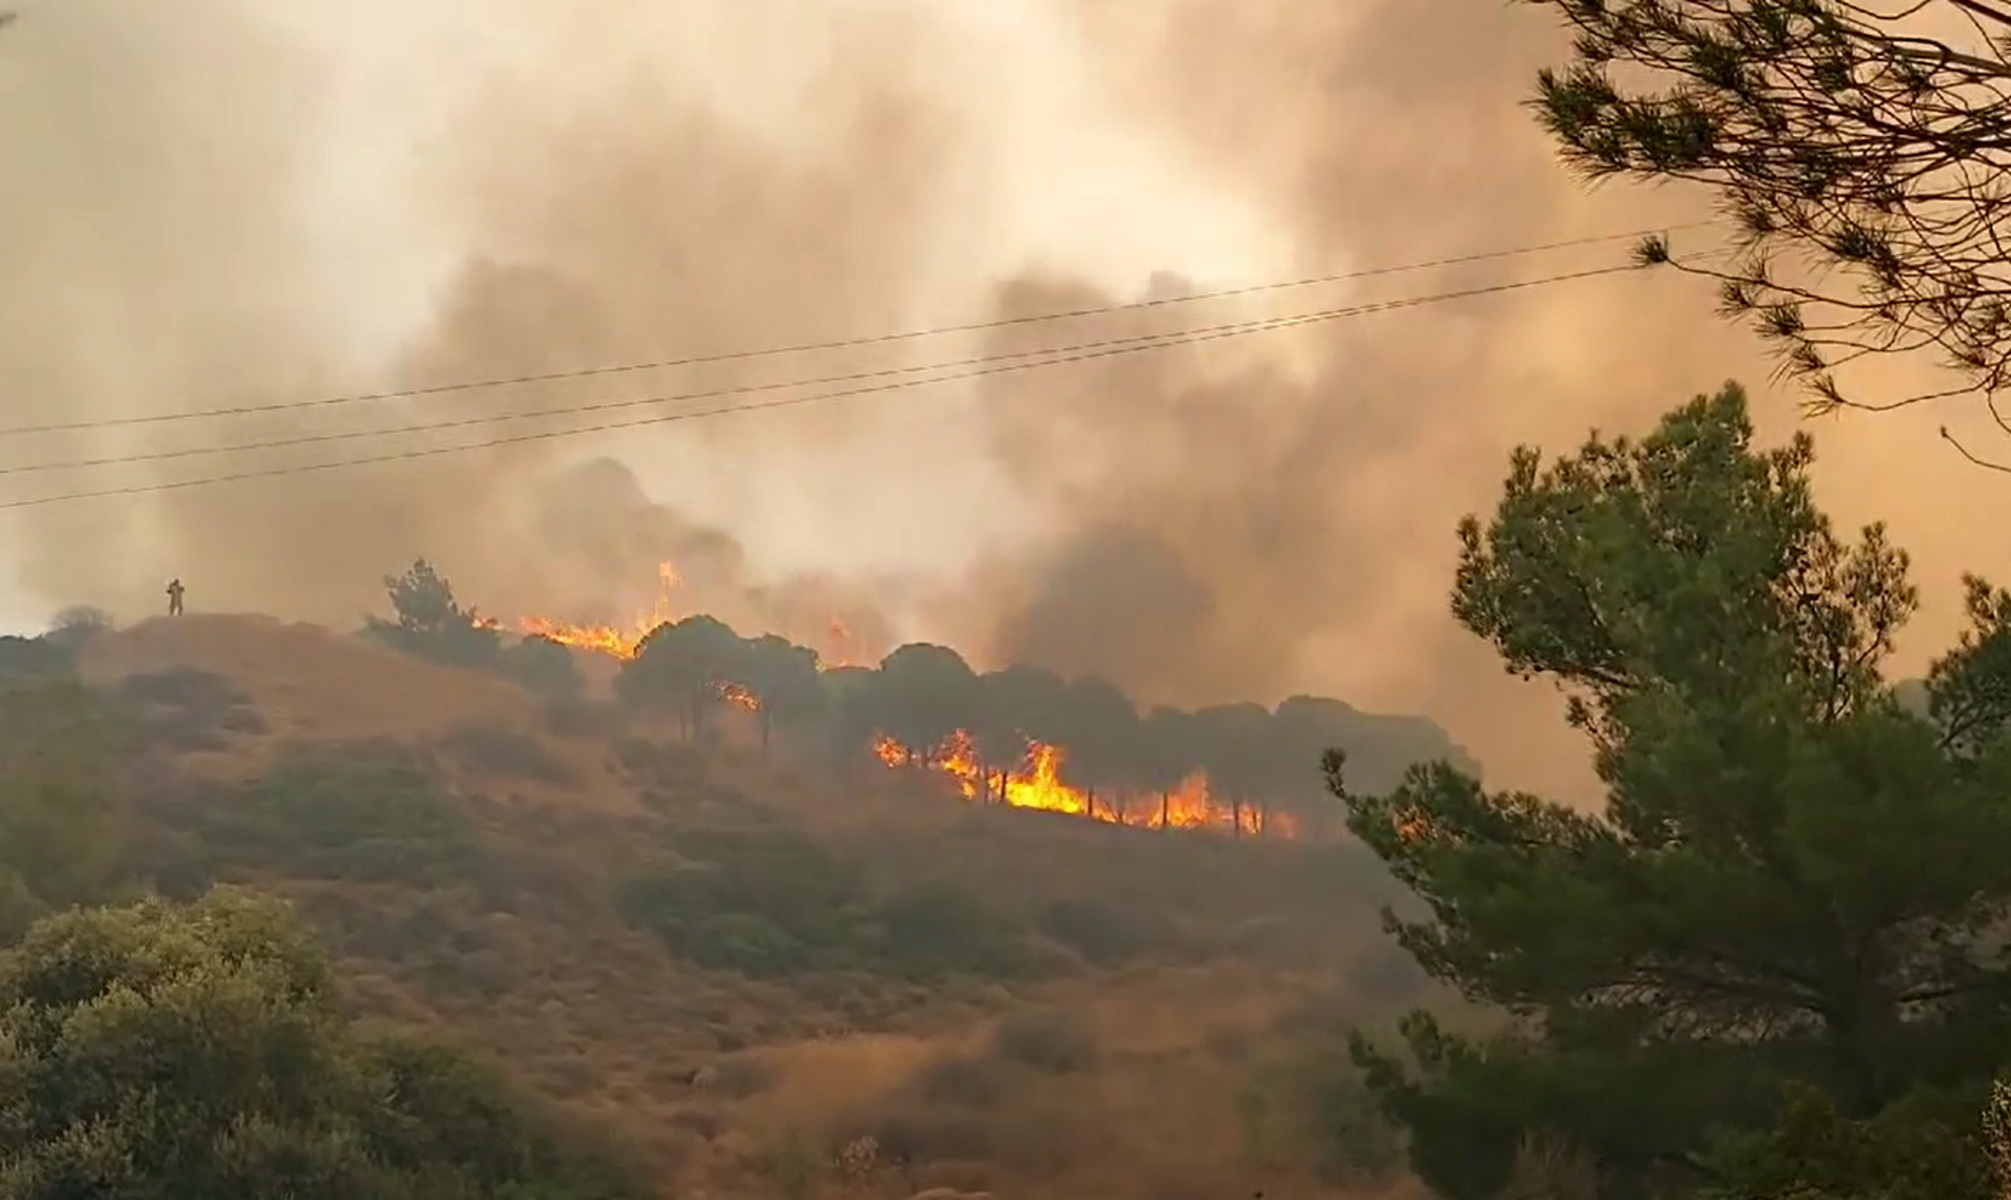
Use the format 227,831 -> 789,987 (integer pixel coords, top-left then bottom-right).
64,613 -> 1454,1200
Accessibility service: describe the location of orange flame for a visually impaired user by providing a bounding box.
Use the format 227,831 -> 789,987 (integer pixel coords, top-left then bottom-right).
517,562 -> 680,659
873,730 -> 1297,839
716,681 -> 762,713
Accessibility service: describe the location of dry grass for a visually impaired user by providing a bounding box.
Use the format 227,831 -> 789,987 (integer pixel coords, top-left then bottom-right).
84,614 -> 644,813
81,614 -> 532,739
93,613 -> 1425,1200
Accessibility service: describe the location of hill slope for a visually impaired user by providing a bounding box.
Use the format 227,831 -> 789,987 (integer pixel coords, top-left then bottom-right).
79,614 -> 1445,1200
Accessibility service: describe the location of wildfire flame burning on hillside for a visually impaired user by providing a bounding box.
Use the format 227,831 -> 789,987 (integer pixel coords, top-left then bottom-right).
873,731 -> 1296,838
518,562 -> 681,660
515,562 -> 866,671
715,681 -> 761,713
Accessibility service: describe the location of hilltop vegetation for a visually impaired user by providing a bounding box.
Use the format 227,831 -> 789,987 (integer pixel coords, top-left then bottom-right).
0,567 -> 1458,1198
6,383 -> 2011,1199
1341,384 -> 2011,1200
360,553 -> 1478,840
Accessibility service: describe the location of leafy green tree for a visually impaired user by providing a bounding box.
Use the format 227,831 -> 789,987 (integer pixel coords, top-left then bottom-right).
0,889 -> 652,1200
1192,702 -> 1281,836
0,680 -> 122,940
364,559 -> 503,669
818,664 -> 883,762
866,643 -> 981,763
1056,675 -> 1140,819
616,615 -> 747,741
736,634 -> 825,756
1334,382 -> 2011,1200
971,665 -> 1070,799
1524,0 -> 2011,427
503,634 -> 583,701
1137,705 -> 1199,826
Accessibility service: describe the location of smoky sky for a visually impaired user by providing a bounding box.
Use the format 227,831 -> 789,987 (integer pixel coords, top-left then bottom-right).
0,0 -> 2003,802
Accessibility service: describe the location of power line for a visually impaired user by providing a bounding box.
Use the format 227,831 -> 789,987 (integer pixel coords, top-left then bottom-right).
0,262 -> 1647,512
0,221 -> 1722,440
0,261 -> 1690,478
1,236 -> 1737,479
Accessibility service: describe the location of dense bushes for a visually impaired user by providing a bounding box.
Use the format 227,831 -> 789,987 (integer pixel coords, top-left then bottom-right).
1033,895 -> 1163,967
613,830 -> 1026,980
875,880 -> 1025,979
0,890 -> 652,1200
437,720 -> 577,785
0,634 -> 76,685
612,830 -> 875,977
181,743 -> 488,889
116,667 -> 269,752
0,679 -> 124,942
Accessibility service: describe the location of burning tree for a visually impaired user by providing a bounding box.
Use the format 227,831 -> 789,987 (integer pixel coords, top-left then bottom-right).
375,558 -> 1478,838
616,615 -> 748,741
862,644 -> 982,766
735,634 -> 824,755
364,559 -> 503,669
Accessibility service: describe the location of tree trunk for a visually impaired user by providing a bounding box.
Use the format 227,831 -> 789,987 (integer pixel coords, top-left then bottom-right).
687,685 -> 708,743
1160,790 -> 1170,829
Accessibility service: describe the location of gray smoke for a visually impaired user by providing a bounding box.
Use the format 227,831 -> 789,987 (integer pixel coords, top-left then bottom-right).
0,0 -> 1994,801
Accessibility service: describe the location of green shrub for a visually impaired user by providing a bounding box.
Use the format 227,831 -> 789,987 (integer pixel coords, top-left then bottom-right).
874,881 -> 1024,980
988,1007 -> 1101,1075
1034,895 -> 1159,967
186,743 -> 487,888
437,721 -> 575,785
116,668 -> 269,752
614,833 -> 1027,980
0,634 -> 76,685
612,830 -> 872,977
0,890 -> 653,1200
612,737 -> 706,793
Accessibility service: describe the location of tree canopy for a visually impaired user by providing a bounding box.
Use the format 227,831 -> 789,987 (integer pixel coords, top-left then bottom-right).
0,889 -> 652,1200
502,633 -> 584,701
616,615 -> 747,739
362,560 -> 1478,833
364,559 -> 503,669
1525,0 -> 2011,440
1337,381 -> 2011,1199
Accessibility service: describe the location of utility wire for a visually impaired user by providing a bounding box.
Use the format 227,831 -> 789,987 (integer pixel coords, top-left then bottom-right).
0,261 -> 1700,479
0,261 -> 1655,512
1,237 -> 1736,479
0,220 -> 1722,439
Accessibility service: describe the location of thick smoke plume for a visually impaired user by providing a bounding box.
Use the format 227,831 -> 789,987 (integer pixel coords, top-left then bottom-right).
0,0 -> 1999,799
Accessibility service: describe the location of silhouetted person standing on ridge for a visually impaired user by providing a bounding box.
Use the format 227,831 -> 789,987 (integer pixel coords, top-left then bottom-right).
166,578 -> 184,616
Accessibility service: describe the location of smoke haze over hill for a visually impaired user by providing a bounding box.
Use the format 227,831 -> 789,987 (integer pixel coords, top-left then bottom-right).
1,0 -> 2004,800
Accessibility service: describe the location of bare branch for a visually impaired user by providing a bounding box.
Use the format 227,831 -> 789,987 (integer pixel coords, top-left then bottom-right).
1942,422 -> 2011,468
